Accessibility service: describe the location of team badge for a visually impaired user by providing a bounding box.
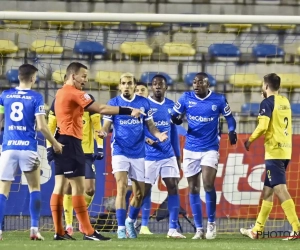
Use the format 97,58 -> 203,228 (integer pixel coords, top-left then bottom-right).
212,105 -> 217,111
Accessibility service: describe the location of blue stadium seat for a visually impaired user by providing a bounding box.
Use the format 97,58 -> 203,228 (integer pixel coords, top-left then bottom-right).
291,104 -> 300,116
184,72 -> 216,87
241,103 -> 260,116
208,44 -> 240,57
140,72 -> 173,85
252,44 -> 284,58
73,40 -> 106,56
6,69 -> 40,84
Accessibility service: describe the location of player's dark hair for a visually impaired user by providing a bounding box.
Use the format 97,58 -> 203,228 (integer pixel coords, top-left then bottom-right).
136,81 -> 147,87
264,73 -> 280,91
66,62 -> 88,78
196,72 -> 209,79
63,74 -> 67,81
18,63 -> 38,83
151,74 -> 167,84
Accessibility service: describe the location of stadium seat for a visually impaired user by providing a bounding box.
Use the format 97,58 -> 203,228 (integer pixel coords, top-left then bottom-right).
229,73 -> 261,87
136,22 -> 164,27
184,72 -> 216,87
74,40 -> 106,56
162,43 -> 196,57
208,44 -> 240,57
140,72 -> 173,85
277,74 -> 300,88
265,24 -> 296,30
241,103 -> 260,116
47,20 -> 75,26
291,104 -> 300,116
52,69 -> 66,84
6,69 -> 40,84
95,71 -> 122,86
252,44 -> 284,58
223,24 -> 252,30
120,42 -> 153,57
30,40 -> 64,54
0,40 -> 18,54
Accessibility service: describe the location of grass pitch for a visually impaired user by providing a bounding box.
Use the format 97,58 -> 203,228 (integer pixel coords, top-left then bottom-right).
0,232 -> 298,250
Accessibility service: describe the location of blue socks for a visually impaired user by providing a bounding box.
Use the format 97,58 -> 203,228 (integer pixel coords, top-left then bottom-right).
168,194 -> 180,229
189,193 -> 203,228
141,192 -> 151,226
29,191 -> 41,228
0,194 -> 7,230
128,205 -> 140,221
125,190 -> 132,212
205,188 -> 216,223
116,209 -> 127,227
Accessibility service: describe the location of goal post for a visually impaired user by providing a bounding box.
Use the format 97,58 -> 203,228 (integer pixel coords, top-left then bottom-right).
0,11 -> 300,235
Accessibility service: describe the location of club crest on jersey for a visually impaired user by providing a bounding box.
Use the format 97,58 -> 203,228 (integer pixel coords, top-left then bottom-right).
212,105 -> 217,111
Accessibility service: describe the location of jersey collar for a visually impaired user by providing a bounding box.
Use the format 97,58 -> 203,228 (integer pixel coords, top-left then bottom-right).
148,96 -> 165,105
120,94 -> 136,102
193,90 -> 212,101
16,87 -> 31,90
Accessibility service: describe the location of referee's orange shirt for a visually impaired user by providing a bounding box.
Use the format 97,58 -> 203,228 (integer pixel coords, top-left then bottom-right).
55,84 -> 94,140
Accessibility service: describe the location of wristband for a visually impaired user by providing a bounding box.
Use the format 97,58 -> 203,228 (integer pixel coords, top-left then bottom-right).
119,106 -> 132,115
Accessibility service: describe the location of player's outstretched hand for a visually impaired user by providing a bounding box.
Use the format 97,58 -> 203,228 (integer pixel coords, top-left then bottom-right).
244,140 -> 251,151
145,137 -> 157,145
228,131 -> 237,145
157,131 -> 168,142
96,130 -> 108,139
130,108 -> 146,118
53,141 -> 63,154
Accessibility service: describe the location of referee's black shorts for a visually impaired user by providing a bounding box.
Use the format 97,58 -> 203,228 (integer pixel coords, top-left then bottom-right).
53,135 -> 85,178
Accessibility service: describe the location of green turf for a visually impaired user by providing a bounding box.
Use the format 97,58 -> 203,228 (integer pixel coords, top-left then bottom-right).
0,232 -> 298,250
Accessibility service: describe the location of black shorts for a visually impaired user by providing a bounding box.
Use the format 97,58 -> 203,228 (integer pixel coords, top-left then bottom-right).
85,154 -> 96,179
264,159 -> 290,188
54,135 -> 85,178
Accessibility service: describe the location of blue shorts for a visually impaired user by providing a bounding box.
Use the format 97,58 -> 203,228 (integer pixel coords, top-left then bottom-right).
85,154 -> 96,179
264,159 -> 289,188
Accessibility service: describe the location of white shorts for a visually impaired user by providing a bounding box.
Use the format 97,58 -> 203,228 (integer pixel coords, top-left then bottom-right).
183,149 -> 219,178
0,150 -> 40,181
145,156 -> 180,185
128,178 -> 132,186
112,155 -> 145,182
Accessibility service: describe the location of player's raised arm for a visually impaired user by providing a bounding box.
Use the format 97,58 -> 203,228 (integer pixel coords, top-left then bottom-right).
170,94 -> 186,125
220,96 -> 237,145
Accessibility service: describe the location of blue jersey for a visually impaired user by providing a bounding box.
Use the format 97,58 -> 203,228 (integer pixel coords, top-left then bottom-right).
145,97 -> 176,161
0,88 -> 45,152
103,94 -> 152,159
172,91 -> 231,152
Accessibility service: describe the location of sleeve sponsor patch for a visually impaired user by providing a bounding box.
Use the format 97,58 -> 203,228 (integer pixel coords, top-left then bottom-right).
38,105 -> 45,113
174,101 -> 181,110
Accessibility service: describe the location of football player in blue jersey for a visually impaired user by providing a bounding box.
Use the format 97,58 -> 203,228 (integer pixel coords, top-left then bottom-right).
99,73 -> 168,239
170,72 -> 237,240
0,64 -> 63,241
141,74 -> 185,238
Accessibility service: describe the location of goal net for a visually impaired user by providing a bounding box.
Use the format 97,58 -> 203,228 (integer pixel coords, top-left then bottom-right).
0,12 -> 300,235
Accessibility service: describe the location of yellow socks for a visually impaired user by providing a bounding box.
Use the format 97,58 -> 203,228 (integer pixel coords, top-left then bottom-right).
281,199 -> 300,232
63,194 -> 73,227
84,193 -> 94,208
252,200 -> 273,233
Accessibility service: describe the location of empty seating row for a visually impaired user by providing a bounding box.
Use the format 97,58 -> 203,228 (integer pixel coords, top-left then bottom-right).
0,39 -> 288,58
241,103 -> 300,116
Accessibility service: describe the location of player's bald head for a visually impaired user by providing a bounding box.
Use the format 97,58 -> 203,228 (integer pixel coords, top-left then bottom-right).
18,64 -> 38,83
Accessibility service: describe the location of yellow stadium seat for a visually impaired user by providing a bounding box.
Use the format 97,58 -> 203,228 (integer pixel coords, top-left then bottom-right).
265,24 -> 296,30
277,74 -> 300,88
90,22 -> 120,26
95,71 -> 122,86
120,42 -> 153,57
162,43 -> 196,56
52,70 -> 66,84
229,73 -> 261,87
47,21 -> 75,26
223,24 -> 252,30
0,40 -> 18,54
136,22 -> 164,27
30,40 -> 64,54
